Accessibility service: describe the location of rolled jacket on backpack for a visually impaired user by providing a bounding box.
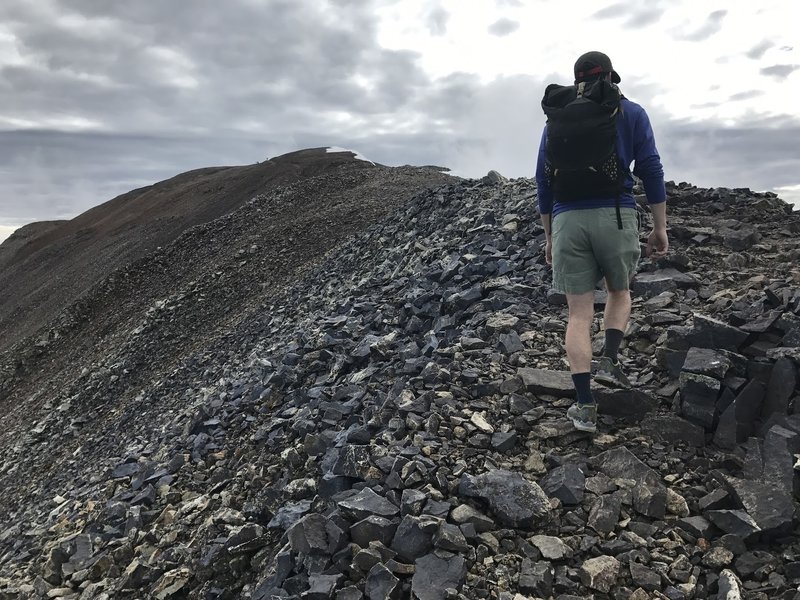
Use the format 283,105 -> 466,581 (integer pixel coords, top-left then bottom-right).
535,96 -> 666,218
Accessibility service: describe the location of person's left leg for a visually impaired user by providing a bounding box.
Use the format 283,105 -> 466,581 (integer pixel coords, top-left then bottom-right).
603,288 -> 631,361
551,209 -> 602,431
592,207 -> 641,387
565,291 -> 596,376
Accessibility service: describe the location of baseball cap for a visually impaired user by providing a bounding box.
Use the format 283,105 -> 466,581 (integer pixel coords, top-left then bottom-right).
574,51 -> 621,83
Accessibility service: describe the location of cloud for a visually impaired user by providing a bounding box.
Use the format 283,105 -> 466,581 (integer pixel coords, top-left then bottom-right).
0,0 -> 432,135
592,4 -> 627,19
675,9 -> 727,42
690,101 -> 721,110
426,6 -> 449,36
487,18 -> 520,37
591,4 -> 664,28
729,90 -> 764,102
625,8 -> 664,28
746,40 -> 773,60
760,64 -> 800,79
1,0 -> 798,232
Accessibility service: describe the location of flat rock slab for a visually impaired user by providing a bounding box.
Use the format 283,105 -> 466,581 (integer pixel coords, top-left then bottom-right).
763,357 -> 797,419
530,535 -> 572,560
591,446 -> 666,518
338,487 -> 400,521
593,387 -> 658,420
682,347 -> 732,379
580,555 -> 620,594
458,469 -> 551,528
540,464 -> 585,506
641,414 -> 706,447
518,368 -> 573,397
690,314 -> 750,352
412,553 -> 467,600
720,474 -> 796,539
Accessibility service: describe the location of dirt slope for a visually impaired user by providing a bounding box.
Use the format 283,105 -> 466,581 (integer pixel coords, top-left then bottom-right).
0,148 -> 411,351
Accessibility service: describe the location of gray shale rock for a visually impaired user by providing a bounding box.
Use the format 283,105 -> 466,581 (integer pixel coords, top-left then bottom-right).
580,555 -> 620,594
539,464 -> 585,506
458,469 -> 551,528
411,553 -> 467,600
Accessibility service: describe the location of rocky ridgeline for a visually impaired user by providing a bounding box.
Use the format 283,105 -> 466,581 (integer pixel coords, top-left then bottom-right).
1,174 -> 799,600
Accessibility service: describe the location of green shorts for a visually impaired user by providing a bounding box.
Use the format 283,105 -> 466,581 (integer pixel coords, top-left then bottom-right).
551,207 -> 640,294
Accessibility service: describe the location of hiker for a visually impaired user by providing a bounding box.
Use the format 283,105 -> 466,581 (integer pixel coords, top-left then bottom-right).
535,51 -> 668,432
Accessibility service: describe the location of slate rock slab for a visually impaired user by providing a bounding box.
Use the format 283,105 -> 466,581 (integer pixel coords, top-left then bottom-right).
365,563 -> 399,600
411,553 -> 466,600
632,271 -> 678,298
588,493 -> 622,535
591,447 -> 666,518
338,488 -> 400,521
390,515 -> 437,561
518,559 -> 554,598
593,387 -> 658,420
682,347 -> 732,379
763,357 -> 797,419
530,535 -> 572,560
641,414 -> 706,447
690,314 -> 750,352
720,474 -> 796,539
540,464 -> 585,506
679,371 -> 721,430
517,368 -> 573,397
458,469 -> 551,528
580,555 -> 620,594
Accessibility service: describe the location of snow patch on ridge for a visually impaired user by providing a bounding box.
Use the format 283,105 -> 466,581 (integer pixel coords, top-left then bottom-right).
326,146 -> 375,165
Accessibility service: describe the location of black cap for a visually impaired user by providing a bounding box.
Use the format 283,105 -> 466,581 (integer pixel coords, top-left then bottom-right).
574,51 -> 621,83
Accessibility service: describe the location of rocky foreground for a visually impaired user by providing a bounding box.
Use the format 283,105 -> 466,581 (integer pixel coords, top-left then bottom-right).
1,172 -> 799,600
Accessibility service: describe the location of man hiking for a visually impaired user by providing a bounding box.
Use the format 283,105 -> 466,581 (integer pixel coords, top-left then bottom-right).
535,51 -> 668,432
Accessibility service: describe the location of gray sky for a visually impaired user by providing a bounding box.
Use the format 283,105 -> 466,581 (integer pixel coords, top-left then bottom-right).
1,0 -> 799,242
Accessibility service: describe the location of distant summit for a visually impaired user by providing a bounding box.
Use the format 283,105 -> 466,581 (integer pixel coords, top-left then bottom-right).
0,147 -> 448,352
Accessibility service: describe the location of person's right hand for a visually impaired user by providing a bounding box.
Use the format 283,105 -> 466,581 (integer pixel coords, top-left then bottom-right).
545,237 -> 552,265
646,228 -> 669,258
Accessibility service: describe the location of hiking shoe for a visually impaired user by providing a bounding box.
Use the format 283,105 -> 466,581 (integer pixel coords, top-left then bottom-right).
567,402 -> 597,433
594,356 -> 631,388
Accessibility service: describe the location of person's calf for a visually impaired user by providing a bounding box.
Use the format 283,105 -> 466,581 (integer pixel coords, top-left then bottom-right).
603,328 -> 624,362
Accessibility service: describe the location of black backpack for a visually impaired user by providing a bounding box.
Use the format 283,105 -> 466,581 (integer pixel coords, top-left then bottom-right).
542,79 -> 626,203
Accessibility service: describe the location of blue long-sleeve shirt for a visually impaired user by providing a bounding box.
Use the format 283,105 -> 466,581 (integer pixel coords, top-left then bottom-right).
535,97 -> 666,216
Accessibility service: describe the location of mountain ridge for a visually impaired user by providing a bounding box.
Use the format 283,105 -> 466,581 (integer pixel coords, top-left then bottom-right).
1,155 -> 800,598
0,147 -> 423,352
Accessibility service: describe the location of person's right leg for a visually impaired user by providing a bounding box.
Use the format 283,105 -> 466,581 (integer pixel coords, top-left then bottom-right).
603,288 -> 631,361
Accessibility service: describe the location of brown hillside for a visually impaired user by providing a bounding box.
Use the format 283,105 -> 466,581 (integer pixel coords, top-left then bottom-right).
0,148 -> 390,351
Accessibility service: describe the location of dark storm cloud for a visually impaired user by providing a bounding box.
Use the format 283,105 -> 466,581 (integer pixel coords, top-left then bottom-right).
0,0 -> 447,231
426,6 -> 449,36
487,18 -> 520,37
0,0 -> 428,134
746,40 -> 773,60
675,10 -> 727,42
760,64 -> 800,79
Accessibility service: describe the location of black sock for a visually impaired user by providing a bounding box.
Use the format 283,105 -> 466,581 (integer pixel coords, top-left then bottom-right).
604,328 -> 625,362
572,372 -> 594,405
